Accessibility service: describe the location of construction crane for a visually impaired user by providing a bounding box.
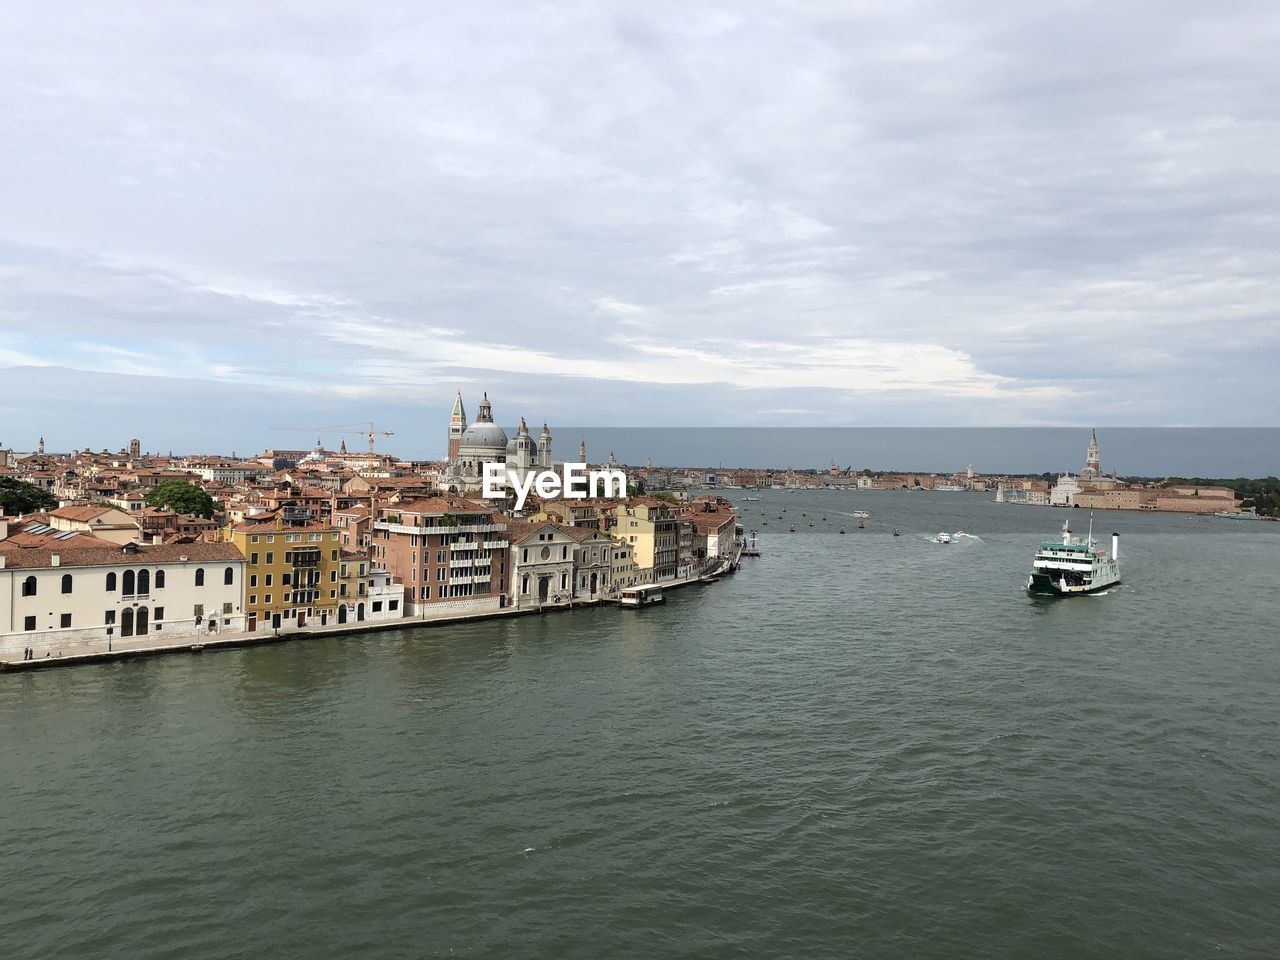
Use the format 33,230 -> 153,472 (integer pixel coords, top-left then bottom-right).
271,422 -> 395,457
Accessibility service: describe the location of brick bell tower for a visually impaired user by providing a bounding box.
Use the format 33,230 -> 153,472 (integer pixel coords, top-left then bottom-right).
448,390 -> 467,462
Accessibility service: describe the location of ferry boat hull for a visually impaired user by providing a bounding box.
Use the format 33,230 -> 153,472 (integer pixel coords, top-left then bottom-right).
1026,571 -> 1120,597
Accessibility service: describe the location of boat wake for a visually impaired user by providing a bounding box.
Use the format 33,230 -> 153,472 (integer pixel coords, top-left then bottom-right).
952,531 -> 983,542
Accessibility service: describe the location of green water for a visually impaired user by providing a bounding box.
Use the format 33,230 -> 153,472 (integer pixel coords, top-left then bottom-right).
3,491 -> 1278,959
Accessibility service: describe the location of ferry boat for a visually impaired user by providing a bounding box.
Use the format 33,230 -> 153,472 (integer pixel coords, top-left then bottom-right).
932,532 -> 953,544
619,585 -> 665,608
1027,517 -> 1120,596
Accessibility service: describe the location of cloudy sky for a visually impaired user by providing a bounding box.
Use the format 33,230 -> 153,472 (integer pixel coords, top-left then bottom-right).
2,0 -> 1278,455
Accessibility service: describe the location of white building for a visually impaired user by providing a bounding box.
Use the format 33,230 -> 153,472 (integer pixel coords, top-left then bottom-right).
365,566 -> 406,621
563,526 -> 615,599
0,541 -> 247,661
506,520 -> 577,608
1050,474 -> 1083,507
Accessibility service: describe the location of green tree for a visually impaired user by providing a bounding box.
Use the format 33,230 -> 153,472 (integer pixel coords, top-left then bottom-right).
0,477 -> 58,515
146,479 -> 217,519
650,491 -> 679,504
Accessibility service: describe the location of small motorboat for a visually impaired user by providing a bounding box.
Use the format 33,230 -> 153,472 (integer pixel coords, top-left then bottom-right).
789,524 -> 796,532
892,528 -> 900,537
933,532 -> 953,544
858,520 -> 864,529
839,527 -> 846,534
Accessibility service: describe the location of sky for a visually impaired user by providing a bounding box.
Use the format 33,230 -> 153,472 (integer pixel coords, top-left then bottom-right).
2,0 -> 1279,458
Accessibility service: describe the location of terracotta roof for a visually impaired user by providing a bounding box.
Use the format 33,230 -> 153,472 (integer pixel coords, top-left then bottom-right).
0,541 -> 244,570
50,505 -> 136,524
393,496 -> 491,516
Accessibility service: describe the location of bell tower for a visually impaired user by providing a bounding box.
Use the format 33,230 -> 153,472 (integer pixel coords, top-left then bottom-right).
1083,428 -> 1101,478
539,422 -> 552,468
448,390 -> 467,462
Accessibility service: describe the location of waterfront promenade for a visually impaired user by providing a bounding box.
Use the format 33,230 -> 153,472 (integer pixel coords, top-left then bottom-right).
0,546 -> 743,673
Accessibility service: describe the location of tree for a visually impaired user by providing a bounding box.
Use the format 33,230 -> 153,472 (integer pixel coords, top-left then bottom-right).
146,479 -> 217,519
0,477 -> 57,515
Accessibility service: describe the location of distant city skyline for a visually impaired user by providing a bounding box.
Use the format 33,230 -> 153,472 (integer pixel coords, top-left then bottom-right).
6,424 -> 1277,478
3,2 -> 1279,432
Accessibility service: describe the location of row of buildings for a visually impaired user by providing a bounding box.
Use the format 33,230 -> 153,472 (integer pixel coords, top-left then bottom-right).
0,395 -> 739,661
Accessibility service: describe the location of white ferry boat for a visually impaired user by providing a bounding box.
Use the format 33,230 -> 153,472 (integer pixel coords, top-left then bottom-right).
932,532 -> 953,544
1027,517 -> 1120,596
619,585 -> 665,608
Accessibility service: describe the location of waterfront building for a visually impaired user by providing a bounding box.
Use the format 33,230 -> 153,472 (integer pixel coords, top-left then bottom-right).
0,539 -> 246,660
365,567 -> 405,621
610,538 -> 640,590
684,495 -> 738,559
562,526 -> 616,598
615,498 -> 678,581
506,521 -> 578,607
1050,474 -> 1082,507
372,496 -> 509,618
228,513 -> 346,631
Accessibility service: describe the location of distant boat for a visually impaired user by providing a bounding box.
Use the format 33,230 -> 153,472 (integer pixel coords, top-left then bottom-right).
743,496 -> 761,501
858,519 -> 864,529
839,527 -> 846,534
789,524 -> 796,532
892,528 -> 900,537
849,510 -> 870,518
933,532 -> 953,544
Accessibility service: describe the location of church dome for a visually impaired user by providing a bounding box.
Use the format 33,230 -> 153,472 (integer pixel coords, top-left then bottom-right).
459,421 -> 508,452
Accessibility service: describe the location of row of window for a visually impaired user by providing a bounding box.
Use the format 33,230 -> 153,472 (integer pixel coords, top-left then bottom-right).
19,566 -> 235,598
248,533 -> 339,544
23,606 -> 166,634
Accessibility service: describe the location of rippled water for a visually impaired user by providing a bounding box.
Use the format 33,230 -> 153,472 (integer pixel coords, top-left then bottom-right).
3,491 -> 1279,959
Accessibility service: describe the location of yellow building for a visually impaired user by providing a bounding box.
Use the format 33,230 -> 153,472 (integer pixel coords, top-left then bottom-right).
613,498 -> 678,581
228,514 -> 345,632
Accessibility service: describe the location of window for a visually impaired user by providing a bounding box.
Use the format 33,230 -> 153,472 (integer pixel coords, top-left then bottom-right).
22,576 -> 37,597
372,601 -> 383,612
224,567 -> 234,585
389,600 -> 399,611
61,573 -> 73,594
266,552 -> 273,564
194,568 -> 205,587
284,552 -> 293,564
138,569 -> 150,595
105,610 -> 116,625
266,535 -> 274,543
330,570 -> 337,583
331,533 -> 339,542
329,589 -> 336,599
250,552 -> 259,565
136,607 -> 148,634
121,608 -> 134,637
522,575 -> 529,594
155,607 -> 164,621
155,569 -> 165,589
223,602 -> 233,614
264,594 -> 272,604
522,548 -> 528,563
249,595 -> 257,605
106,571 -> 117,592
24,615 -> 36,631
265,574 -> 273,587
331,550 -> 338,561
250,574 -> 258,588
60,613 -> 72,628
437,568 -> 444,581
251,535 -> 259,543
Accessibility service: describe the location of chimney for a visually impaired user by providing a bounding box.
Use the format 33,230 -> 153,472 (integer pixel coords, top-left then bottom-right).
1111,533 -> 1119,562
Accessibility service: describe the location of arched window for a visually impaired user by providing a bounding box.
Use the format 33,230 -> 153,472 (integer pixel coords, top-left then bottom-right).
21,576 -> 37,597
136,607 -> 149,635
522,574 -> 529,594
123,569 -> 135,596
155,569 -> 165,589
61,573 -> 73,594
120,607 -> 134,638
137,569 -> 150,595
224,566 -> 234,585
106,571 -> 117,592
195,568 -> 205,587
